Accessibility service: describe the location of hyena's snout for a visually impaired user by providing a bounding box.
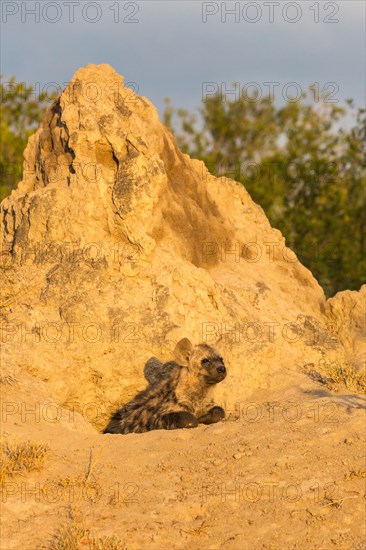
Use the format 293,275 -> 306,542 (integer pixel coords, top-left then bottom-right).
203,357 -> 227,385
215,363 -> 226,382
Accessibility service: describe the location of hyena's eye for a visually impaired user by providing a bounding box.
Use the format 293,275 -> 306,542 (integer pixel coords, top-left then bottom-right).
201,358 -> 210,365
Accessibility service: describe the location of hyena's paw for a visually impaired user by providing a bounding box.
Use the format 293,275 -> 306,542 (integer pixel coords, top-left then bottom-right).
198,406 -> 225,425
162,411 -> 199,430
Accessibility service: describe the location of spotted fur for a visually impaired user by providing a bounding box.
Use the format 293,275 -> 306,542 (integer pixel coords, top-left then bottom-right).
104,339 -> 226,434
143,357 -> 178,386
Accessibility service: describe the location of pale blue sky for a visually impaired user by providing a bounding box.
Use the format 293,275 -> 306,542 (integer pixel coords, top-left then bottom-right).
1,1 -> 365,115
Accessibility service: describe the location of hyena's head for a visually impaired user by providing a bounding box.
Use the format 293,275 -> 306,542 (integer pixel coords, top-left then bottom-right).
174,338 -> 227,386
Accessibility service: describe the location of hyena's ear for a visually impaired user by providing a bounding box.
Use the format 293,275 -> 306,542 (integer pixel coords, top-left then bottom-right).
173,338 -> 194,365
144,357 -> 163,385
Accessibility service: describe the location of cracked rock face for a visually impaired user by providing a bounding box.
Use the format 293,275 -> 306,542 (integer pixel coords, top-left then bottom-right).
326,285 -> 366,370
0,64 -> 362,429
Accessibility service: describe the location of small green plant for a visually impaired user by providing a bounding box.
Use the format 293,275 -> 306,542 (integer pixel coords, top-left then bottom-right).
345,469 -> 366,481
304,361 -> 366,394
49,522 -> 89,550
0,438 -> 49,484
323,362 -> 366,393
49,523 -> 126,550
89,535 -> 126,550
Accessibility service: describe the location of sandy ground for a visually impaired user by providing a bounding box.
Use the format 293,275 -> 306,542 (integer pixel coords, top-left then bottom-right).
1,368 -> 365,550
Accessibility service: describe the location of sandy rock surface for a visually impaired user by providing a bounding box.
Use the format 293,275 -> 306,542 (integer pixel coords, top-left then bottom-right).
325,285 -> 366,370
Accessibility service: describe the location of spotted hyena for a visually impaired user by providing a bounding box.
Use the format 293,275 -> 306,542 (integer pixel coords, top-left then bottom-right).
103,338 -> 226,434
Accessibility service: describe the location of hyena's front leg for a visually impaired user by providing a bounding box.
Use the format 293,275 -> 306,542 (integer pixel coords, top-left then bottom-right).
197,406 -> 225,425
162,411 -> 198,430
